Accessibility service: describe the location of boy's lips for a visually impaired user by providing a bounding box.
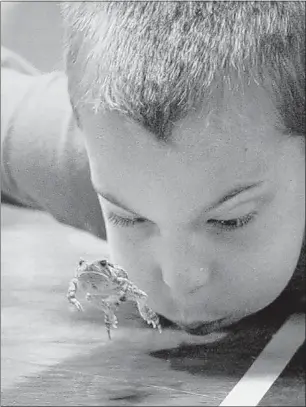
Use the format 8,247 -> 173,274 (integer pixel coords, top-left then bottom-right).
180,318 -> 226,335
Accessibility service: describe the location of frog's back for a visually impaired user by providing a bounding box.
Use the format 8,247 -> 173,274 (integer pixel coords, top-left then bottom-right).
112,264 -> 129,279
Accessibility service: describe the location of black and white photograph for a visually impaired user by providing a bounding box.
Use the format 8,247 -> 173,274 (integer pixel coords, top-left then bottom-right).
1,1 -> 305,405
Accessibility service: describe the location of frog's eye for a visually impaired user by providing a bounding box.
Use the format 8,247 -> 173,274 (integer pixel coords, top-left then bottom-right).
99,260 -> 107,267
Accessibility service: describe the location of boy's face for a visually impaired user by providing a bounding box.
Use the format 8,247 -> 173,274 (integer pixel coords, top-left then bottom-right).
81,82 -> 305,334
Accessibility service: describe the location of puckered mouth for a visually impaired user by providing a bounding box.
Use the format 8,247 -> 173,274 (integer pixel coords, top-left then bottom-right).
180,318 -> 226,336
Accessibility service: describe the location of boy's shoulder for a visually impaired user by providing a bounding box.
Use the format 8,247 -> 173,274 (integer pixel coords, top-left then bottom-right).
1,46 -> 70,136
1,46 -> 105,239
1,46 -> 40,75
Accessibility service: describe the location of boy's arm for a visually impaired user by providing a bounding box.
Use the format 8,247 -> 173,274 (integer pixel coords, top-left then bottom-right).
1,47 -> 106,239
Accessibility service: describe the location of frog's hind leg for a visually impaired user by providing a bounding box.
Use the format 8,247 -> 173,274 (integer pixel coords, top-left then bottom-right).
104,312 -> 118,339
136,298 -> 162,333
86,294 -> 118,339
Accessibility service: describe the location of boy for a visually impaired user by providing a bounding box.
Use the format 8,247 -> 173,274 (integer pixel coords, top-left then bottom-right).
1,2 -> 305,335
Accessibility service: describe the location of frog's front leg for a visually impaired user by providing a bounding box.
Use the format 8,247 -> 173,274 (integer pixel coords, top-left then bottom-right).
86,294 -> 119,339
67,278 -> 83,311
136,297 -> 162,333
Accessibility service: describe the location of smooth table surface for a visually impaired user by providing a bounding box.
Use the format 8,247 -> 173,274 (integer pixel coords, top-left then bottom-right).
1,204 -> 305,406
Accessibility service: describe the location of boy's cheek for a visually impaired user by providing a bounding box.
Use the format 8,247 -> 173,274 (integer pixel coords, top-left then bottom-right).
105,225 -> 156,283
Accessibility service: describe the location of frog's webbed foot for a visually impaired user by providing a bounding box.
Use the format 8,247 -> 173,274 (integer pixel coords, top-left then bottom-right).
136,300 -> 162,333
68,297 -> 84,312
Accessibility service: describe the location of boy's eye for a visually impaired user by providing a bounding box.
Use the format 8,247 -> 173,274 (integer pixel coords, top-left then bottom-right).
107,211 -> 257,230
207,212 -> 257,231
107,212 -> 147,227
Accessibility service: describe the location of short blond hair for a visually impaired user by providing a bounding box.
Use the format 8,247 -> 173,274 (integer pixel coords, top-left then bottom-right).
61,1 -> 305,141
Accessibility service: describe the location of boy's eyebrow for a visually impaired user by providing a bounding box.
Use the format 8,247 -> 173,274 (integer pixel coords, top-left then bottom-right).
95,189 -> 143,216
205,181 -> 265,212
94,181 -> 264,217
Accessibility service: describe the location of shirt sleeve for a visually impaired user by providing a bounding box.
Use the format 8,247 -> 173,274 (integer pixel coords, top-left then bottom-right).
1,47 -> 106,239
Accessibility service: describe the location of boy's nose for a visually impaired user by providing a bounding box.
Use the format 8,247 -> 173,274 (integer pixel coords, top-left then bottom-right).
158,232 -> 213,296
161,263 -> 211,297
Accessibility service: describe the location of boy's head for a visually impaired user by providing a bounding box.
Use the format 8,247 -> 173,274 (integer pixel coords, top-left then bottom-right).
62,1 -> 305,139
61,2 -> 305,334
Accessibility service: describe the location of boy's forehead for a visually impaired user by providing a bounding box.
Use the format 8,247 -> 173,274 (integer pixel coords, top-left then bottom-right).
83,79 -> 280,160
83,82 -> 281,208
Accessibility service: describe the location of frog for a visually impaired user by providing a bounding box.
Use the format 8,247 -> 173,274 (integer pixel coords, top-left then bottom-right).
67,258 -> 162,339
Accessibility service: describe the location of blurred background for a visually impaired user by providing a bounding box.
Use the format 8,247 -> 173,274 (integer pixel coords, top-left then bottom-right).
1,1 -> 64,72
